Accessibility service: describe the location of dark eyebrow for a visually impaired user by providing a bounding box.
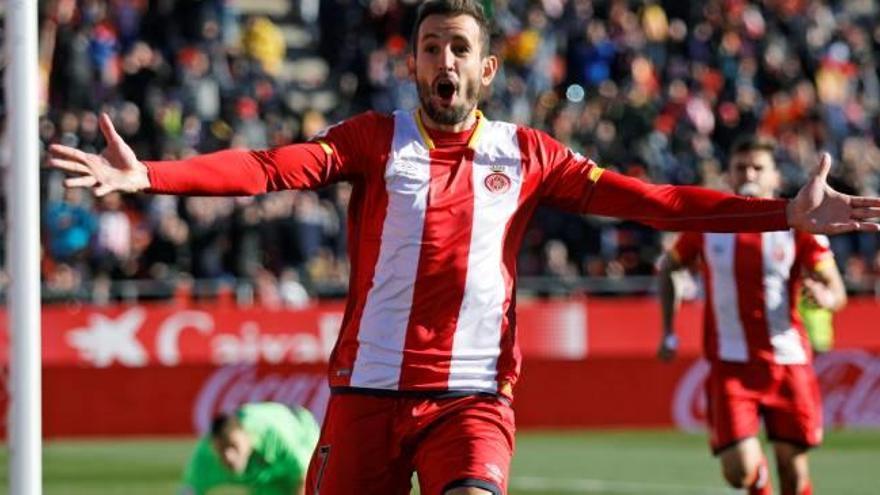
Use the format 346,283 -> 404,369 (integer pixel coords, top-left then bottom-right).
420,33 -> 473,46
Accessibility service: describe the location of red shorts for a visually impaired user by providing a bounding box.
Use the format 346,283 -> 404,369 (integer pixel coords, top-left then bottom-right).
304,392 -> 516,495
706,361 -> 823,454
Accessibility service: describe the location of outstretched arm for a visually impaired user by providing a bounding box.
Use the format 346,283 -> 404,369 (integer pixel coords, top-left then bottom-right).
49,113 -> 150,196
49,112 -> 393,196
786,153 -> 880,234
49,113 -> 352,197
583,153 -> 880,235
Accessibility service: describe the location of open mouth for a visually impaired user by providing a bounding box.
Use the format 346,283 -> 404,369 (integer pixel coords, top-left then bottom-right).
434,79 -> 457,100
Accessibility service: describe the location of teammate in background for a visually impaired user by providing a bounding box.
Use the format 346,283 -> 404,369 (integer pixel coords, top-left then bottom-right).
656,135 -> 848,495
50,0 -> 880,493
798,276 -> 838,353
179,402 -> 319,495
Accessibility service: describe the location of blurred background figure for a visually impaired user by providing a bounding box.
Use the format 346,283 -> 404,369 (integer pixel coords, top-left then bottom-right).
179,402 -> 319,495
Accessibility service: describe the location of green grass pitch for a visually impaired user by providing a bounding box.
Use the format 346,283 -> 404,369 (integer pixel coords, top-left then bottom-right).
1,429 -> 877,494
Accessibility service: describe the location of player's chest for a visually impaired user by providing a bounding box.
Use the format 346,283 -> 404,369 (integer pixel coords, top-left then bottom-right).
382,148 -> 524,210
703,232 -> 796,276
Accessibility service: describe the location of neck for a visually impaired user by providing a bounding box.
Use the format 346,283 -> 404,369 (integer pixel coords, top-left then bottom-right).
418,107 -> 478,133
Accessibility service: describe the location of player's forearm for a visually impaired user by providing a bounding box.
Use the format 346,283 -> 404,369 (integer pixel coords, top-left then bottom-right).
145,143 -> 329,195
658,264 -> 679,334
588,172 -> 789,232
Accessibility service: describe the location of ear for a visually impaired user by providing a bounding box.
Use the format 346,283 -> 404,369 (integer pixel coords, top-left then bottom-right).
407,54 -> 416,79
481,54 -> 499,86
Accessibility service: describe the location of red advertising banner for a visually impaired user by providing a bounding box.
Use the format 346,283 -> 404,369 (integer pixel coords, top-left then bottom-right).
1,297 -> 878,367
0,298 -> 877,437
0,351 -> 876,438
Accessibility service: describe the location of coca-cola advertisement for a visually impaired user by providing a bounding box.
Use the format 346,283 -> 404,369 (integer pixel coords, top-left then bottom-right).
0,298 -> 877,437
28,364 -> 329,438
191,365 -> 330,432
0,350 -> 872,438
672,351 -> 880,430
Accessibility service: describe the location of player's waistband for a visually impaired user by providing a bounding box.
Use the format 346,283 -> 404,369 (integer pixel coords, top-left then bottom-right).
330,386 -> 507,401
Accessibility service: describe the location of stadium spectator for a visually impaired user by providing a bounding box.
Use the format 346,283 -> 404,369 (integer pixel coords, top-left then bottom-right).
26,0 -> 880,298
656,135 -> 848,495
48,2 -> 880,494
91,192 -> 134,277
179,402 -> 319,495
44,187 -> 96,265
278,268 -> 311,309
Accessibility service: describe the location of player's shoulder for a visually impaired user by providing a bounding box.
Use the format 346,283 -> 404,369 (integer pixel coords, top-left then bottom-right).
792,229 -> 831,248
670,231 -> 705,257
351,110 -> 394,127
676,231 -> 705,243
512,124 -> 587,166
313,111 -> 393,140
514,124 -> 559,147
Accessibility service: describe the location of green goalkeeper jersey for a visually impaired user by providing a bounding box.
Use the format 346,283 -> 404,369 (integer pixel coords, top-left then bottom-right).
181,402 -> 320,495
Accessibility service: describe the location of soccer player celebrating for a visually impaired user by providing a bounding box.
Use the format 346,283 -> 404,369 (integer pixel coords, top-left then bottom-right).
179,402 -> 319,495
656,135 -> 848,495
50,1 -> 880,493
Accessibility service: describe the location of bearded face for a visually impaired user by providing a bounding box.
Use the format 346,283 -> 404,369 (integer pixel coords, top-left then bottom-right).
416,67 -> 481,126
411,14 -> 496,128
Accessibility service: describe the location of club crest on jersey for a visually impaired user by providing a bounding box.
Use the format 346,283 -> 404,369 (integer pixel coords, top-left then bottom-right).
772,246 -> 787,262
484,168 -> 511,194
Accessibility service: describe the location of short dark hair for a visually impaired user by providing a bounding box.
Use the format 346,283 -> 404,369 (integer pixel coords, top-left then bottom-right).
730,134 -> 777,156
412,0 -> 491,56
210,412 -> 242,440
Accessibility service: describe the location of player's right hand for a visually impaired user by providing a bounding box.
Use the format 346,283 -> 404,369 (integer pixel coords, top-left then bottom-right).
48,113 -> 150,196
657,332 -> 678,362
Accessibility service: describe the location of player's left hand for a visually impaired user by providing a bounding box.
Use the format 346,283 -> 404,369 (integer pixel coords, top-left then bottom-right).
657,333 -> 678,362
787,152 -> 880,234
801,278 -> 838,310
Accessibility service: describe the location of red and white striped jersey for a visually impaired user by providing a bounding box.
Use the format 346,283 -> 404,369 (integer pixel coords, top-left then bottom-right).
671,231 -> 834,365
146,110 -> 790,397
316,110 -> 600,395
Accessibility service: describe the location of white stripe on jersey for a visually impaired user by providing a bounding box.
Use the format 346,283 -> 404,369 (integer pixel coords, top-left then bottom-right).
350,111 -> 430,388
762,231 -> 807,364
704,233 -> 749,362
448,120 -> 523,390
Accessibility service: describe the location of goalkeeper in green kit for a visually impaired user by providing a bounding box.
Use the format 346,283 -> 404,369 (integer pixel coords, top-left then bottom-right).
179,402 -> 319,495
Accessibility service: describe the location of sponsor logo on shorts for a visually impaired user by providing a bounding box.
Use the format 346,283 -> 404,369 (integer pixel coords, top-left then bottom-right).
484,463 -> 504,483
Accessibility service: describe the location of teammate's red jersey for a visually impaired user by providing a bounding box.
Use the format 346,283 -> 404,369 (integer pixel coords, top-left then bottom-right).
671,231 -> 833,365
147,110 -> 788,396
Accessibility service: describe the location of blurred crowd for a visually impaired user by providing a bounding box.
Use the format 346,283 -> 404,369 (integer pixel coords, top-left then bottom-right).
4,0 -> 880,302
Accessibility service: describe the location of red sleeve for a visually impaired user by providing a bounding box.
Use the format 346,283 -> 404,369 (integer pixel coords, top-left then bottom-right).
796,232 -> 834,271
529,129 -> 605,211
532,130 -> 788,232
584,170 -> 789,232
670,232 -> 703,265
145,112 -> 391,195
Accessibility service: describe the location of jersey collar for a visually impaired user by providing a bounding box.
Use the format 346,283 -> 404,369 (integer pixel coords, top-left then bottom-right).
414,109 -> 485,151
